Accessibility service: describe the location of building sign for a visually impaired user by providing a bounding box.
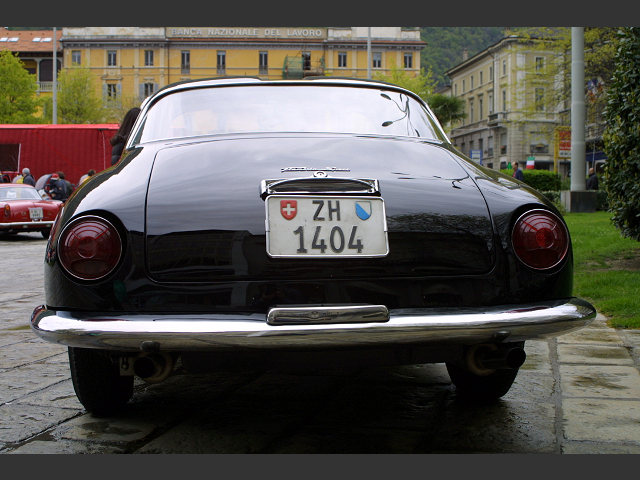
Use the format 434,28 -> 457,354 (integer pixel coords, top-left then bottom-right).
555,126 -> 571,158
167,27 -> 327,40
469,149 -> 483,165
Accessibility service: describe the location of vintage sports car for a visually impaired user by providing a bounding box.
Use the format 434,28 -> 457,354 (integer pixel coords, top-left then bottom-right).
0,183 -> 62,238
31,77 -> 596,416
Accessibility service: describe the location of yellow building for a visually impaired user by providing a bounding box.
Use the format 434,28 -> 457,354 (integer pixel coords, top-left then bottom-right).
60,27 -> 425,106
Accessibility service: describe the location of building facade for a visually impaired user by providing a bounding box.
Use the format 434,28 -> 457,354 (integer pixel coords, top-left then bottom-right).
59,27 -> 425,106
446,36 -> 568,175
0,27 -> 62,95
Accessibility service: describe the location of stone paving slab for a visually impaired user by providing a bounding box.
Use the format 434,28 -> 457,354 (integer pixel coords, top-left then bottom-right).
0,356 -> 70,404
557,344 -> 635,366
0,403 -> 81,448
557,327 -> 624,345
562,398 -> 640,444
559,364 -> 640,399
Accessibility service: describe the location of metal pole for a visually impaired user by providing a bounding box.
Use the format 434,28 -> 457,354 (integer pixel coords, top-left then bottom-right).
367,27 -> 372,80
570,27 -> 585,191
52,26 -> 57,124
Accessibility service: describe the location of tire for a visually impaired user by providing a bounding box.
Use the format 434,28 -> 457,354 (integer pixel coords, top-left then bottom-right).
40,228 -> 51,239
68,347 -> 134,416
445,362 -> 519,402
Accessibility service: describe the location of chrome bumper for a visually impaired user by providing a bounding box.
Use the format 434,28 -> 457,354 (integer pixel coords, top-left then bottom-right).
31,298 -> 596,352
1,220 -> 54,229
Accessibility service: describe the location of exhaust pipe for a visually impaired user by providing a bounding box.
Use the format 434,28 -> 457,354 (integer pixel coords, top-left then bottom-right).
133,352 -> 174,383
465,344 -> 526,376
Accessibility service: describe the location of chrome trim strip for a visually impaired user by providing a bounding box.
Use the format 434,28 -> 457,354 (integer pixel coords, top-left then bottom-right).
260,178 -> 380,197
31,298 -> 596,352
267,304 -> 389,325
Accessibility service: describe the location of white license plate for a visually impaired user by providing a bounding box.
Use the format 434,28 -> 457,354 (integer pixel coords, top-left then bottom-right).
29,207 -> 43,220
266,195 -> 388,258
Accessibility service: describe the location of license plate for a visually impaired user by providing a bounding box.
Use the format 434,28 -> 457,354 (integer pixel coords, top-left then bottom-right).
266,195 -> 388,258
29,207 -> 43,220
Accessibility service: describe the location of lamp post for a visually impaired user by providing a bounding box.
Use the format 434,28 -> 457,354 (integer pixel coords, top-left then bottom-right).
52,26 -> 57,124
367,27 -> 372,80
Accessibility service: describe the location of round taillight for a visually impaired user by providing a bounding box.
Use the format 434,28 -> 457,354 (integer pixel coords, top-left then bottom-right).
512,209 -> 569,270
58,216 -> 122,280
4,204 -> 10,217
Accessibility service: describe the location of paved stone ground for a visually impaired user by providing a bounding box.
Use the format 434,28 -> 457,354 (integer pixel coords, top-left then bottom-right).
1,232 -> 640,453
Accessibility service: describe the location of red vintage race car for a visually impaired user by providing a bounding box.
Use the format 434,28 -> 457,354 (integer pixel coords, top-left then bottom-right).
0,183 -> 63,238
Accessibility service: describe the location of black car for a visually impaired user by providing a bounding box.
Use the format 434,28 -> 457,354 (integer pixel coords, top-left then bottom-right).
31,77 -> 596,416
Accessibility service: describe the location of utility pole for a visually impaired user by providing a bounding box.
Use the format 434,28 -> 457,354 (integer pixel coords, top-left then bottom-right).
52,26 -> 57,124
367,27 -> 372,80
570,26 -> 585,191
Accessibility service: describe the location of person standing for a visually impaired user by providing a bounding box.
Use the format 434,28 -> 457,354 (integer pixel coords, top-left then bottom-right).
22,168 -> 35,186
512,162 -> 524,181
586,167 -> 599,190
79,169 -> 96,184
110,107 -> 141,166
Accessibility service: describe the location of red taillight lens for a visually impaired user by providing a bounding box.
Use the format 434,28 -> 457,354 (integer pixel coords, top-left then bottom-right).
3,204 -> 9,217
58,216 -> 122,280
512,209 -> 569,270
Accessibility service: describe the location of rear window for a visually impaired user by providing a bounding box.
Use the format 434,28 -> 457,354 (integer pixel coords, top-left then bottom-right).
0,186 -> 41,200
135,85 -> 446,143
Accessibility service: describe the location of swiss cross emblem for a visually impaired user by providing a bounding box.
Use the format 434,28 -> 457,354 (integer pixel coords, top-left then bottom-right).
280,200 -> 297,220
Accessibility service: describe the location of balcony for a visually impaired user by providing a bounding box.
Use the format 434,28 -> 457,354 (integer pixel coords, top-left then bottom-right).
487,111 -> 507,126
38,82 -> 53,92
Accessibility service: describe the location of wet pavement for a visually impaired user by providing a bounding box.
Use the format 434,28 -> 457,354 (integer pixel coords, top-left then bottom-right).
1,232 -> 640,453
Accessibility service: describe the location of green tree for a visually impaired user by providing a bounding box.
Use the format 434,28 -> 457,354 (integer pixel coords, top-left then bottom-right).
0,50 -> 41,123
373,66 -> 465,131
373,65 -> 437,102
602,27 -> 640,241
426,93 -> 466,128
49,67 -> 105,123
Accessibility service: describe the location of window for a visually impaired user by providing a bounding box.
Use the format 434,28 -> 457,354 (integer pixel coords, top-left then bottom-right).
535,87 -> 545,111
478,96 -> 483,120
302,52 -> 311,70
259,51 -> 268,75
489,65 -> 493,80
143,82 -> 155,98
338,51 -> 348,68
372,52 -> 382,69
530,131 -> 549,154
488,92 -> 494,114
462,79 -> 465,92
502,89 -> 506,111
107,50 -> 117,67
488,135 -> 494,157
217,51 -> 226,75
500,132 -> 507,154
454,83 -> 458,96
71,50 -> 81,65
338,51 -> 347,68
403,52 -> 413,69
470,75 -> 474,89
535,56 -> 544,73
479,71 -> 483,84
106,83 -> 118,99
502,59 -> 507,76
469,99 -> 474,123
144,50 -> 154,66
181,50 -> 190,74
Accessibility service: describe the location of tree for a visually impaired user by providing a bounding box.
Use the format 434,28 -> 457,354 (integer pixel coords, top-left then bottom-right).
0,51 -> 41,123
426,93 -> 466,128
602,27 -> 640,241
373,65 -> 437,102
47,67 -> 105,123
372,65 -> 465,129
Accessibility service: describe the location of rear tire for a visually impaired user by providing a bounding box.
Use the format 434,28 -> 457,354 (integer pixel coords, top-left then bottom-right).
446,362 -> 519,401
40,228 -> 51,239
68,347 -> 134,416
